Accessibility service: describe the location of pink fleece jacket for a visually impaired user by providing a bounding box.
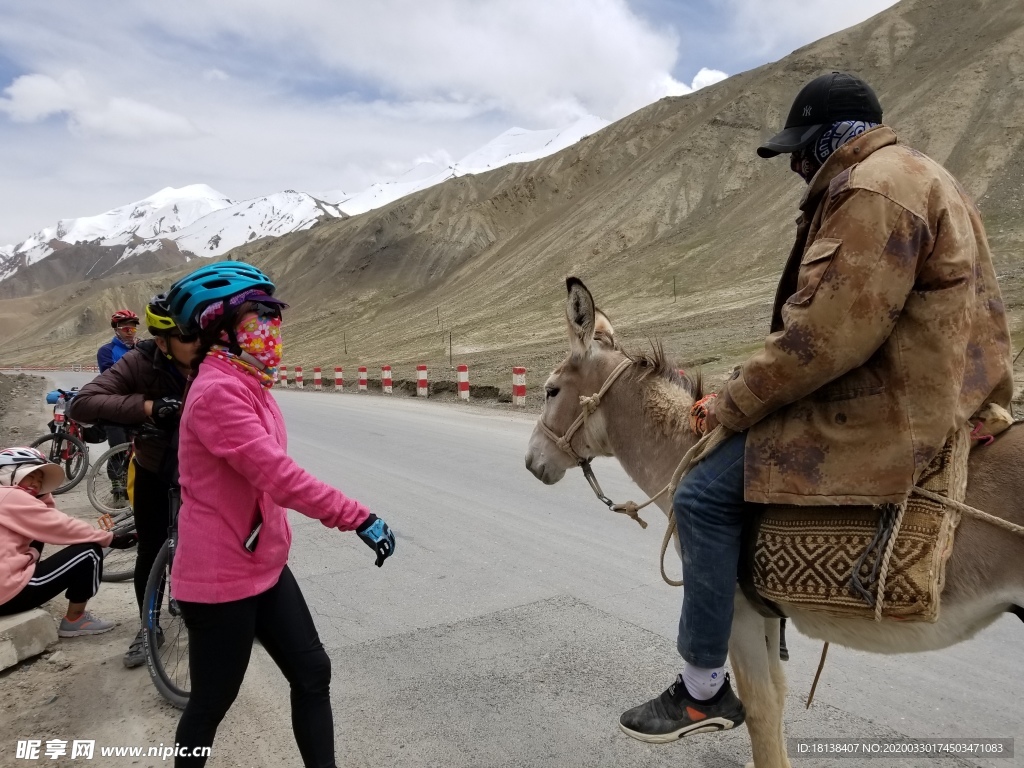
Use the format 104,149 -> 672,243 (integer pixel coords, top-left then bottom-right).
0,486 -> 113,605
172,355 -> 370,603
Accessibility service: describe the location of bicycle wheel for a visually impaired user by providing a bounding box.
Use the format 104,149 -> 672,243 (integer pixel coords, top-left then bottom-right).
87,443 -> 132,514
144,540 -> 190,709
100,509 -> 137,583
29,433 -> 89,494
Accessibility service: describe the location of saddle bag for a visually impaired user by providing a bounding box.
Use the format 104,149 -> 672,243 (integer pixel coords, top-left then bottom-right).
742,424 -> 970,623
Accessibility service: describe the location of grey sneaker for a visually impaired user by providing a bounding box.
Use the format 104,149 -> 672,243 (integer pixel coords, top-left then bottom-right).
58,611 -> 116,638
619,673 -> 745,743
123,626 -> 164,668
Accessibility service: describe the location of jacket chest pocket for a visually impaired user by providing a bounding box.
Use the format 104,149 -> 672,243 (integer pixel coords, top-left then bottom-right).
786,238 -> 842,306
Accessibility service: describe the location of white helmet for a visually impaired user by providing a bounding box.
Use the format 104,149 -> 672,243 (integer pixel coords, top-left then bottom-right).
0,447 -> 65,495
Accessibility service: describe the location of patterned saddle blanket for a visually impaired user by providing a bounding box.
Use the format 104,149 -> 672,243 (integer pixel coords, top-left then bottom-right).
741,425 -> 971,623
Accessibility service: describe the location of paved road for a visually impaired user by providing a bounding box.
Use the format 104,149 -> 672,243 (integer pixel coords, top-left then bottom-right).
23,371 -> 1024,766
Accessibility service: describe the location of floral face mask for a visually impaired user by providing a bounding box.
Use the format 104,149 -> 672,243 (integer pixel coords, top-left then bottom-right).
235,314 -> 283,372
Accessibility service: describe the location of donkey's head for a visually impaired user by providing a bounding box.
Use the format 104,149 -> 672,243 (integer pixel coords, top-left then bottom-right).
525,277 -> 627,484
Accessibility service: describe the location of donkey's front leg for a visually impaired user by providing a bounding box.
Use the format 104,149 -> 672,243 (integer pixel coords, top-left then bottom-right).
729,593 -> 791,768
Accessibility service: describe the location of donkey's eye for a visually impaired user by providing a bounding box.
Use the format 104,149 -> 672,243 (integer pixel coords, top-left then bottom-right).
545,386 -> 560,399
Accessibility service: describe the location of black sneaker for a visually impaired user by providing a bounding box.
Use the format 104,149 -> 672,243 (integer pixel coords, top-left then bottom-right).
618,673 -> 745,743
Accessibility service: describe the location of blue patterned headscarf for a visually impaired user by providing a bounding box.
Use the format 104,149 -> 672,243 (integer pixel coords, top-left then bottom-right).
813,120 -> 880,164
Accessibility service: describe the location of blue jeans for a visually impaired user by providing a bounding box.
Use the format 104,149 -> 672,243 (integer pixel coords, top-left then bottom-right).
674,430 -> 748,668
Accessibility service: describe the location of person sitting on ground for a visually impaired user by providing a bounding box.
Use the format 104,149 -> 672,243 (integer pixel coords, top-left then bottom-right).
0,447 -> 136,636
165,260 -> 396,768
97,309 -> 142,501
68,294 -> 200,668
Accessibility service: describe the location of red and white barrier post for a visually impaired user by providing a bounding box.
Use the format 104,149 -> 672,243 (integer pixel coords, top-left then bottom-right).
280,365 -> 289,387
358,366 -> 368,392
313,367 -> 322,390
417,365 -> 428,397
382,366 -> 393,394
295,366 -> 304,389
457,364 -> 469,401
335,366 -> 343,391
513,367 -> 527,406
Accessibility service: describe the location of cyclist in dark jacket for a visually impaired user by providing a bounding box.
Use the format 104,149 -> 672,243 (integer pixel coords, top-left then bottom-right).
69,296 -> 200,668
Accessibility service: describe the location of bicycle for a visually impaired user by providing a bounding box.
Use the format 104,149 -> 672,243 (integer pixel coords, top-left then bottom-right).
30,389 -> 90,494
143,485 -> 189,708
91,440 -> 138,582
87,440 -> 134,515
97,505 -> 138,583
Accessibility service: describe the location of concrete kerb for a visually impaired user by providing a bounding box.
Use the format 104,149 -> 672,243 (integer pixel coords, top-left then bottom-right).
0,609 -> 59,671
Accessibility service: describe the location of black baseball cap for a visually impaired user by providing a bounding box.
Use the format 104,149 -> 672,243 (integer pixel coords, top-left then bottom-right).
757,72 -> 883,158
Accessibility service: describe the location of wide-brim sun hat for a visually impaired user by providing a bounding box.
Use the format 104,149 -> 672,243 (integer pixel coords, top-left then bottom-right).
0,447 -> 66,495
758,71 -> 883,158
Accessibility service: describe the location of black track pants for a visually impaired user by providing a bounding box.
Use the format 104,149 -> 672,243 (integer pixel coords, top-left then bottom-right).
0,543 -> 103,615
174,566 -> 335,768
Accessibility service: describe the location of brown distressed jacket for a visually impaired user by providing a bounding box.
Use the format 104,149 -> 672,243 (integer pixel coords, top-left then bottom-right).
67,340 -> 185,474
715,126 -> 1013,505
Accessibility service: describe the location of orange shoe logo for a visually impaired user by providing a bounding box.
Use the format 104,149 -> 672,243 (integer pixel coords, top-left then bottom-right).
686,707 -> 708,721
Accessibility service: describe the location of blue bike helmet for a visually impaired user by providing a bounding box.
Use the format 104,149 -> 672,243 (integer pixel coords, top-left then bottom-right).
167,261 -> 276,332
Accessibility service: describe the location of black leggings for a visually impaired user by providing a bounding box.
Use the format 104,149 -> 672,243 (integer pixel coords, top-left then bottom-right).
175,567 -> 335,768
131,461 -> 171,613
0,543 -> 103,615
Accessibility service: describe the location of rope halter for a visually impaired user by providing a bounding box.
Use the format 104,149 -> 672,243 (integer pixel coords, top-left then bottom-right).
536,358 -> 652,527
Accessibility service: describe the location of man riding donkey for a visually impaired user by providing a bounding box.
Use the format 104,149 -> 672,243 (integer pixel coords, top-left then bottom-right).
618,71 -> 1014,742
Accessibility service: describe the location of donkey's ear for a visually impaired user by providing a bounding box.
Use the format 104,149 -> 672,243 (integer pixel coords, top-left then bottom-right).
566,277 -> 596,355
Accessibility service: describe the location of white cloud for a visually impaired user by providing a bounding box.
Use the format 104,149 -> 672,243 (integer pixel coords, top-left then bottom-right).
0,72 -> 81,121
691,67 -> 729,91
657,67 -> 730,99
0,70 -> 199,140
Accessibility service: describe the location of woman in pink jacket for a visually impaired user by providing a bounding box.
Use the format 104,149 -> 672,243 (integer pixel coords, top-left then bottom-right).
166,261 -> 395,768
0,447 -> 136,635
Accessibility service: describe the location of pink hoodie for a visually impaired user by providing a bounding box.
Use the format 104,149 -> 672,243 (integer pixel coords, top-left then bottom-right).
0,487 -> 113,605
172,355 -> 370,603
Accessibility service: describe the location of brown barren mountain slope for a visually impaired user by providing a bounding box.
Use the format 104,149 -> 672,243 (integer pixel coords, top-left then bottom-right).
3,0 -> 1024,397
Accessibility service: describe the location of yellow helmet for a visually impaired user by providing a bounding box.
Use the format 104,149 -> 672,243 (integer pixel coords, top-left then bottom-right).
146,294 -> 177,334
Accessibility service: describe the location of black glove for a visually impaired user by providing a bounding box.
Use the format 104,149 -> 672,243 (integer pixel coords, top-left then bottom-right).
356,514 -> 395,567
151,397 -> 182,429
109,532 -> 138,550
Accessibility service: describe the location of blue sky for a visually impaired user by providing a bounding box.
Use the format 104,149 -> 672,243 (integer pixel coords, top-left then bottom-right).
0,0 -> 897,244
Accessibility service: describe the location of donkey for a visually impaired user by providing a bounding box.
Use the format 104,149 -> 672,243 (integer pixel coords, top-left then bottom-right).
525,277 -> 1024,768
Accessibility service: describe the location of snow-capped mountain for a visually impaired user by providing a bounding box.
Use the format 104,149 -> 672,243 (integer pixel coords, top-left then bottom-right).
172,191 -> 342,256
324,115 -> 609,215
0,186 -> 344,283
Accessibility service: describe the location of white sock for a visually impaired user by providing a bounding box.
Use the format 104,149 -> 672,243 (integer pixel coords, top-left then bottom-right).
682,663 -> 725,701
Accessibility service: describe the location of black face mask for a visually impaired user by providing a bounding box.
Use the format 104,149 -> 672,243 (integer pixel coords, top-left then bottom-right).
790,145 -> 821,184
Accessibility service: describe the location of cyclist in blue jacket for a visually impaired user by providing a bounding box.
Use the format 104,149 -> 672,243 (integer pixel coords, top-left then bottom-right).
95,309 -> 141,503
